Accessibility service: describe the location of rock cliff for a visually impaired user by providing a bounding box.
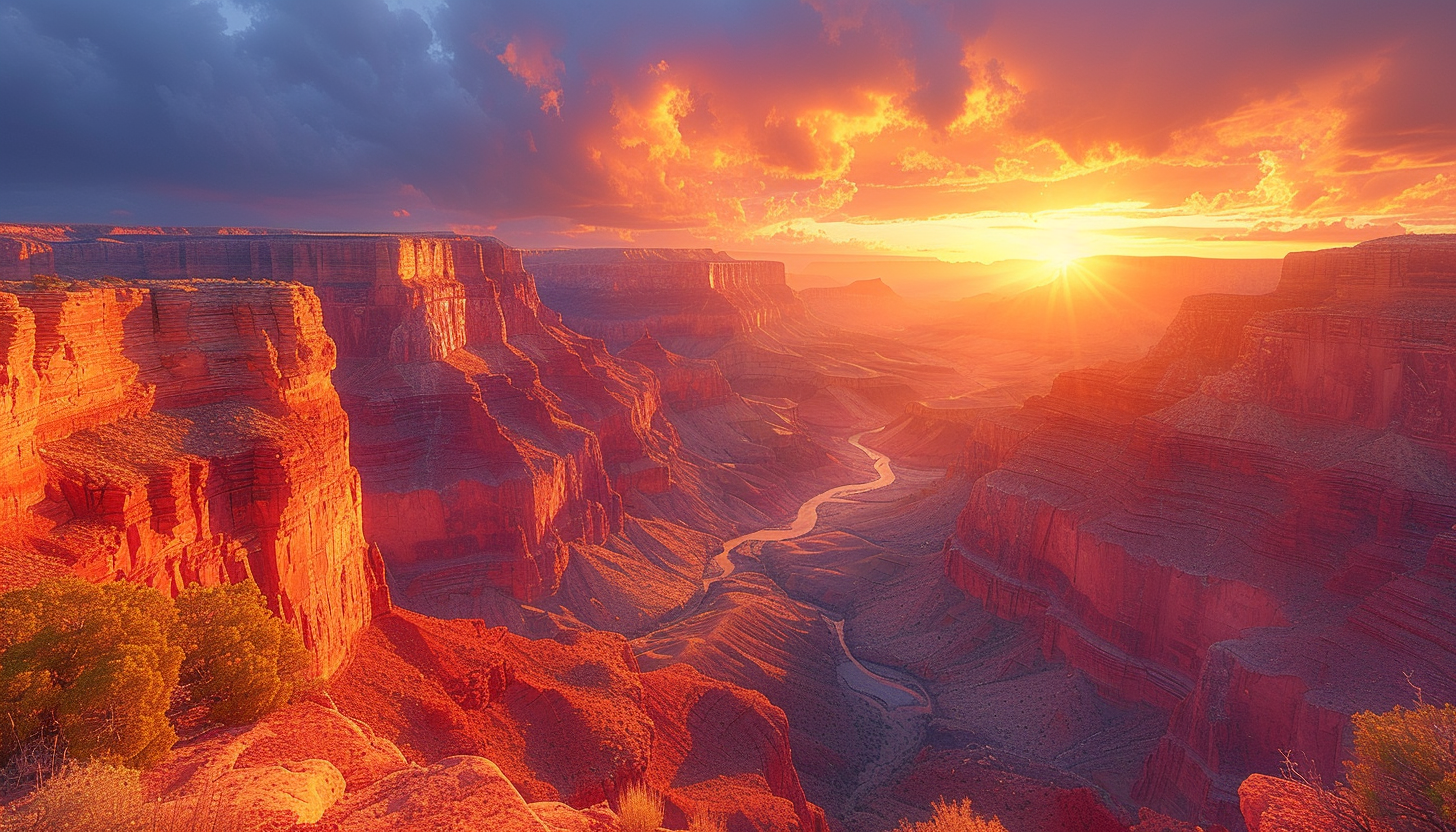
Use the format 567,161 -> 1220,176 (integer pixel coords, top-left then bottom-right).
525,248 -> 977,432
0,276 -> 374,676
525,249 -> 802,354
940,235 -> 1456,827
13,230 -> 682,614
0,228 -> 837,831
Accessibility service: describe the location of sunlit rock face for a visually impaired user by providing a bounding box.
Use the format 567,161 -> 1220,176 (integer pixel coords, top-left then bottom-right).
327,608 -> 829,832
27,230 -> 678,612
144,693 -> 625,832
0,277 -> 374,676
942,235 -> 1456,827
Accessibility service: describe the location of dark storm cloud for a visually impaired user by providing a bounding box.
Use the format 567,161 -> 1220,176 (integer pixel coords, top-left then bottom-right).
0,0 -> 1453,230
0,0 -> 995,225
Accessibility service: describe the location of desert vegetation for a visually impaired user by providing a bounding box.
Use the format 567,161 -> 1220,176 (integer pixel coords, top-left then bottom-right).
687,810 -> 727,832
0,761 -> 244,832
1266,697 -> 1456,832
892,798 -> 1009,832
0,578 -> 310,774
619,782 -> 666,832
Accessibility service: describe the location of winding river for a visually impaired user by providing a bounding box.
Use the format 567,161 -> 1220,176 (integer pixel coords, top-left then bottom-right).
704,430 -> 896,587
701,429 -> 930,713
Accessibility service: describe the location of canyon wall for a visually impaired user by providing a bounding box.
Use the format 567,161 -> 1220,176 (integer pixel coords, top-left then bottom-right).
525,248 -> 802,354
941,235 -> 1456,828
525,248 -> 976,431
23,231 -> 679,613
0,277 -> 374,675
0,230 -> 834,830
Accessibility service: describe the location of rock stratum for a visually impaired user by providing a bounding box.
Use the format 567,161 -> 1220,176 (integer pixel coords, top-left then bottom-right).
0,225 -> 834,831
940,235 -> 1456,827
17,230 -> 669,609
525,248 -> 801,353
1,227 -> 858,628
525,248 -> 978,433
0,275 -> 374,675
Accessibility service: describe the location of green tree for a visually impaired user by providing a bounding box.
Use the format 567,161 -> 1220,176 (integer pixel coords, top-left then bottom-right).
0,579 -> 181,769
172,581 -> 311,726
1347,700 -> 1456,832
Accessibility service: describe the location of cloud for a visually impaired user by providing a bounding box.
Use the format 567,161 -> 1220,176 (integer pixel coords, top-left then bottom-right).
0,0 -> 1452,255
1199,219 -> 1408,243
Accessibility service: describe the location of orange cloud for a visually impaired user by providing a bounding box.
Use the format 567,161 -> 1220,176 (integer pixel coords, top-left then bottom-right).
498,37 -> 565,114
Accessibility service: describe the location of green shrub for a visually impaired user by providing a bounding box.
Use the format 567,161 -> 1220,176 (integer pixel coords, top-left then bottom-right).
172,581 -> 311,725
0,579 -> 181,768
29,275 -> 67,291
893,798 -> 1008,832
0,577 -> 312,771
1347,701 -> 1456,832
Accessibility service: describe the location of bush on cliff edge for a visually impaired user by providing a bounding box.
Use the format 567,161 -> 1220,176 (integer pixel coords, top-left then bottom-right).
174,581 -> 311,726
0,579 -> 181,769
0,578 -> 310,770
1348,700 -> 1456,832
1255,698 -> 1456,832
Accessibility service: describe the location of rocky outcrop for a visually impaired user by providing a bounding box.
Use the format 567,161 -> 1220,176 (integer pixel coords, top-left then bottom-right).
0,235 -> 52,281
6,229 -> 681,613
328,609 -> 827,831
1236,774 -> 1347,832
940,236 -> 1456,828
641,662 -> 829,832
144,695 -> 617,832
619,333 -> 735,411
0,277 -> 374,675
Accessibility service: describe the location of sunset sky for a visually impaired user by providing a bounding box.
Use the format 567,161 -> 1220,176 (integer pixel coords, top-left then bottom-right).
2,0 -> 1454,263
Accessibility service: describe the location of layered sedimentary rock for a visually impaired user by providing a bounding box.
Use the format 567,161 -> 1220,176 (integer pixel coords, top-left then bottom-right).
12,229 -> 679,612
525,249 -> 802,353
525,248 -> 975,431
0,277 -> 373,675
939,235 -> 1456,827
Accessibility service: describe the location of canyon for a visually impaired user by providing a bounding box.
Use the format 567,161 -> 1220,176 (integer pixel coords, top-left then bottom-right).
935,234 -> 1456,827
1,224 -> 1453,832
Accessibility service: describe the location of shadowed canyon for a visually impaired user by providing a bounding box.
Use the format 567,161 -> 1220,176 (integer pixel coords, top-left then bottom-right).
2,222 -> 1454,832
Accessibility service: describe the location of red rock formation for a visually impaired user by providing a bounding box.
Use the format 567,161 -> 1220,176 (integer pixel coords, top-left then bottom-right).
328,609 -> 828,831
3,226 -> 865,650
9,230 -> 681,612
525,249 -> 802,353
144,695 -> 618,832
939,235 -> 1456,827
1236,774 -> 1348,832
619,333 -> 736,411
641,662 -> 829,832
0,277 -> 375,675
0,235 -> 52,281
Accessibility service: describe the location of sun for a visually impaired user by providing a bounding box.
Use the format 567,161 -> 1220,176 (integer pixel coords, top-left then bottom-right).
1042,230 -> 1092,274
